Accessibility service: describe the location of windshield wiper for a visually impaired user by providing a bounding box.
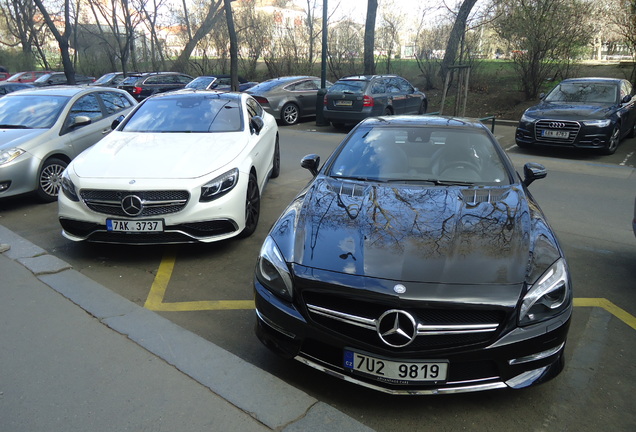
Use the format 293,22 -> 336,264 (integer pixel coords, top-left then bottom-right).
0,124 -> 28,129
332,175 -> 386,183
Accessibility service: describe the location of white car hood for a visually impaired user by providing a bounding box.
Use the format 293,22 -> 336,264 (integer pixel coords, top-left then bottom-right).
73,131 -> 245,179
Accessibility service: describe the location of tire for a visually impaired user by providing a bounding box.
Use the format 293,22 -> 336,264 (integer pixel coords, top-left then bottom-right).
36,157 -> 67,203
627,121 -> 636,138
280,103 -> 300,126
418,100 -> 427,115
516,140 -> 532,149
331,122 -> 346,129
238,172 -> 260,238
270,135 -> 280,179
600,125 -> 620,155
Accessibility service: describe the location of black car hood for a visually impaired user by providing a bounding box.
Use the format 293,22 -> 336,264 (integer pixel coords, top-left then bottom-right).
525,101 -> 613,120
273,178 -> 544,286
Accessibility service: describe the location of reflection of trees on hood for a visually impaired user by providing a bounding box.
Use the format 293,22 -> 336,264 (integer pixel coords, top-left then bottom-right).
303,178 -> 527,261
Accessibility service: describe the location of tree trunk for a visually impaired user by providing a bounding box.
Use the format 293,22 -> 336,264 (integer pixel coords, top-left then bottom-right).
33,0 -> 75,83
172,1 -> 224,72
439,0 -> 478,80
363,0 -> 378,75
225,0 -> 239,91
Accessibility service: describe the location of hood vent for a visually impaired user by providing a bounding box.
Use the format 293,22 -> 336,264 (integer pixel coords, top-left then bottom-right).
327,179 -> 367,198
461,189 -> 505,205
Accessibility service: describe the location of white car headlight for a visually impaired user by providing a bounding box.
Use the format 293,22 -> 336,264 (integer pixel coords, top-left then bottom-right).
519,258 -> 571,326
255,236 -> 294,301
200,168 -> 239,202
60,169 -> 80,202
582,119 -> 611,127
0,147 -> 25,165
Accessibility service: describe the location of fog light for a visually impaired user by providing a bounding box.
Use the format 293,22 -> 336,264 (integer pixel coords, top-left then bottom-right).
0,181 -> 10,192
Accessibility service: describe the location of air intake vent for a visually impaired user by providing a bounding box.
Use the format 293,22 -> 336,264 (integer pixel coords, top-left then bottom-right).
461,189 -> 505,205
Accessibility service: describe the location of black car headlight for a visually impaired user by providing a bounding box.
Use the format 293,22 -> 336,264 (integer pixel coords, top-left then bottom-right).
519,258 -> 571,326
255,236 -> 294,302
61,169 -> 80,202
200,168 -> 239,202
520,113 -> 534,123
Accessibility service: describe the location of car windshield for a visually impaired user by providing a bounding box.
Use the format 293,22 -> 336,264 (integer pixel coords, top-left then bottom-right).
0,95 -> 69,129
327,125 -> 511,186
33,74 -> 53,84
120,76 -> 140,85
330,80 -> 367,94
186,77 -> 215,90
122,94 -> 243,133
545,82 -> 617,104
94,73 -> 117,84
248,79 -> 291,93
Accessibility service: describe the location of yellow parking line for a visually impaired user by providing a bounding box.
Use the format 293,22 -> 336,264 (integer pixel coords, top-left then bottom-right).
574,298 -> 636,330
145,253 -> 636,324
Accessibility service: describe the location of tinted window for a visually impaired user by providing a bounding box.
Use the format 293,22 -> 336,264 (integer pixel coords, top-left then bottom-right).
288,80 -> 317,91
122,94 -> 243,133
121,76 -> 139,86
176,75 -> 192,84
246,97 -> 263,118
65,93 -> 103,129
0,95 -> 68,128
330,80 -> 366,93
100,91 -> 133,114
370,80 -> 386,94
187,77 -> 215,89
386,78 -> 401,93
546,82 -> 618,103
328,126 -> 510,185
397,78 -> 413,93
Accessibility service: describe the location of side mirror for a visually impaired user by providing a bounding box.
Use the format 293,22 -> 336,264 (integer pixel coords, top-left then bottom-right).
301,154 -> 321,177
111,115 -> 125,130
622,94 -> 632,104
539,93 -> 546,100
72,115 -> 91,128
250,116 -> 264,134
523,162 -> 547,187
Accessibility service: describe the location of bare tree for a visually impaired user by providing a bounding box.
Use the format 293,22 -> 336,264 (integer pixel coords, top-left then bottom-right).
0,0 -> 47,69
493,0 -> 593,99
439,0 -> 479,81
172,0 -> 224,72
34,0 -> 76,82
235,0 -> 270,79
327,19 -> 363,78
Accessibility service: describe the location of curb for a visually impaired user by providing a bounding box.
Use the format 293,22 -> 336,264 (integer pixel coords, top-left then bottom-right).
0,224 -> 373,432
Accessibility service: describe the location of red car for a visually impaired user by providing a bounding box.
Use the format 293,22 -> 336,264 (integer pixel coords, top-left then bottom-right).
4,71 -> 54,83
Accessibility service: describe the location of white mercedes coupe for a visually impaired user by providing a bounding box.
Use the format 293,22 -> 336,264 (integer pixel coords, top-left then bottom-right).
58,89 -> 280,244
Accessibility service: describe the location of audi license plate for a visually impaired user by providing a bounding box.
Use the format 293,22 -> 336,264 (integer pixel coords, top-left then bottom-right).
543,129 -> 569,139
344,349 -> 448,384
107,219 -> 164,233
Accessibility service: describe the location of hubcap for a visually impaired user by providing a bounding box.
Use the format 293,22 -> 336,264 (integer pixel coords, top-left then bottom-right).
40,164 -> 65,197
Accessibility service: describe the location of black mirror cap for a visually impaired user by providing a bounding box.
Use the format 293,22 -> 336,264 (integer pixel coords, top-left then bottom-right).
622,94 -> 633,104
523,162 -> 547,186
250,116 -> 265,134
111,115 -> 125,130
301,154 -> 321,177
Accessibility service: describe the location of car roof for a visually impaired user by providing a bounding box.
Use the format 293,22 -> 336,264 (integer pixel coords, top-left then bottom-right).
338,74 -> 400,81
150,88 -> 244,101
560,77 -> 623,84
3,86 -> 124,97
358,115 -> 488,130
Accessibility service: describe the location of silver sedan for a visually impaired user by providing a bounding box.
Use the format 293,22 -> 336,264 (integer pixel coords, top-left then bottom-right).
0,86 -> 137,202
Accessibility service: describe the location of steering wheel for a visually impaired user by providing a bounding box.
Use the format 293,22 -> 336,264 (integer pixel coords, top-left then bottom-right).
439,161 -> 482,181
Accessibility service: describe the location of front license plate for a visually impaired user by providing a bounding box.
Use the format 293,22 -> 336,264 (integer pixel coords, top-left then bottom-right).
106,219 -> 164,233
334,100 -> 353,106
344,349 -> 448,384
543,129 -> 569,139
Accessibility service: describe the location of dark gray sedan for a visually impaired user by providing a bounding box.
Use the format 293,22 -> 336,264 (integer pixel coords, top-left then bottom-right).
247,76 -> 332,125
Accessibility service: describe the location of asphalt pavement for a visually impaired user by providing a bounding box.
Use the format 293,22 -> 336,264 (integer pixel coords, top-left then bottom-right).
0,224 -> 372,432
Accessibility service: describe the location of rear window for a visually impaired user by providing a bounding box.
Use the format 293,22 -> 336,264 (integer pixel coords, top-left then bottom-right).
329,80 -> 367,94
120,76 -> 140,86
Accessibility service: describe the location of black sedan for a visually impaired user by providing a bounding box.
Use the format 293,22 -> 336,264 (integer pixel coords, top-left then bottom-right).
254,115 -> 572,395
515,77 -> 636,155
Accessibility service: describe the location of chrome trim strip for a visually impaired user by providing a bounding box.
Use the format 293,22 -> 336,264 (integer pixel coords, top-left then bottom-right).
256,308 -> 297,339
307,303 -> 498,335
508,342 -> 565,365
307,304 -> 377,331
294,355 -> 508,395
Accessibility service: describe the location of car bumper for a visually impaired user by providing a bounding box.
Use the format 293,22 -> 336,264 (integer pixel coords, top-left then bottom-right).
323,107 -> 377,124
58,176 -> 249,244
515,119 -> 615,149
254,280 -> 571,395
0,152 -> 41,199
